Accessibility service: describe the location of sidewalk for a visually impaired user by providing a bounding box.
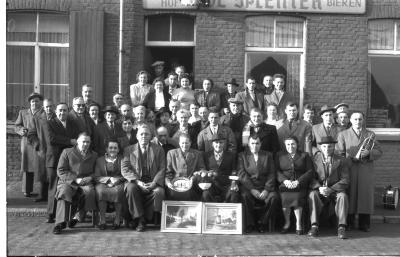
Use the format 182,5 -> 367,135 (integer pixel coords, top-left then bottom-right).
7,180 -> 400,224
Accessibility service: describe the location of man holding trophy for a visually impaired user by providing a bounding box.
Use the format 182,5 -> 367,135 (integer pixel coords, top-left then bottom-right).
336,112 -> 382,232
308,136 -> 350,239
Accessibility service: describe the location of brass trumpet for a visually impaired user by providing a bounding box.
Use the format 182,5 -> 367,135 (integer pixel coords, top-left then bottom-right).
354,133 -> 375,160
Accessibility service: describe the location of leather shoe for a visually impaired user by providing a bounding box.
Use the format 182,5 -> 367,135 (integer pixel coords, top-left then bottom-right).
24,192 -> 31,197
53,224 -> 63,235
68,218 -> 79,228
296,229 -> 304,235
338,227 -> 347,239
46,216 -> 55,223
308,225 -> 319,237
99,223 -> 107,230
112,223 -> 120,230
280,227 -> 290,234
136,222 -> 146,232
34,198 -> 46,203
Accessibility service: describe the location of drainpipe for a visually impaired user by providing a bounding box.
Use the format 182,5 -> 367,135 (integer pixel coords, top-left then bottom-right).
118,0 -> 124,94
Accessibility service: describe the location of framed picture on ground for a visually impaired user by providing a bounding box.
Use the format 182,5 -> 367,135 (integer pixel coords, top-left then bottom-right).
161,201 -> 202,233
201,203 -> 242,235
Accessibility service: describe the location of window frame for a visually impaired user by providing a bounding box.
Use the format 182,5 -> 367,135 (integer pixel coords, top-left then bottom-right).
6,12 -> 70,94
145,14 -> 196,47
367,19 -> 400,139
244,15 -> 307,114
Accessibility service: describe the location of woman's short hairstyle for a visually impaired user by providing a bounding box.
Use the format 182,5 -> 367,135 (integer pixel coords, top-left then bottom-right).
152,78 -> 165,87
136,70 -> 149,82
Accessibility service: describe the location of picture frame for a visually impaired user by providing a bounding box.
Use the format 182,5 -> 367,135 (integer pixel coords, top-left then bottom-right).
161,201 -> 202,233
201,203 -> 242,235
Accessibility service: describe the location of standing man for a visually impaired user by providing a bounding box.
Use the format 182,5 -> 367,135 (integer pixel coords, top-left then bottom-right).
197,110 -> 237,154
45,103 -> 79,223
238,135 -> 279,233
53,132 -> 98,234
236,77 -> 264,116
221,78 -> 239,114
308,136 -> 350,239
96,106 -> 124,156
276,102 -> 312,156
336,112 -> 382,232
82,84 -> 99,111
113,93 -> 125,111
303,104 -> 315,126
122,125 -> 166,232
15,92 -> 44,197
256,75 -> 275,95
264,74 -> 294,117
198,106 -> 210,130
155,126 -> 176,157
164,72 -> 179,95
220,96 -> 250,153
194,78 -> 221,113
242,108 -> 280,157
34,98 -> 56,202
311,105 -> 344,155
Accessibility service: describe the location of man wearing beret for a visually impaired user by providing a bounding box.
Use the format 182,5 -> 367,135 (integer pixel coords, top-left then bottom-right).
15,92 -> 45,197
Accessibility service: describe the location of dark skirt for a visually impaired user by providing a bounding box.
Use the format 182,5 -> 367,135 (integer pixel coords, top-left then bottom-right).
95,183 -> 124,203
280,190 -> 306,208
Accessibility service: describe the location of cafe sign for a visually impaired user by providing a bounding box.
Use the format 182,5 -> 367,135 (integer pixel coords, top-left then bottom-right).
143,0 -> 366,14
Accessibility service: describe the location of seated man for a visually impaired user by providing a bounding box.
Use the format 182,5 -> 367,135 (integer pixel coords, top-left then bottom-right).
53,132 -> 98,234
308,136 -> 350,239
166,133 -> 206,201
203,134 -> 239,203
238,135 -> 279,233
121,125 -> 166,232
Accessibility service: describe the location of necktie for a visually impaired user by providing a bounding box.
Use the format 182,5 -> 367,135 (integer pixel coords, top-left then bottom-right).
141,148 -> 151,183
110,123 -> 115,135
289,120 -> 293,130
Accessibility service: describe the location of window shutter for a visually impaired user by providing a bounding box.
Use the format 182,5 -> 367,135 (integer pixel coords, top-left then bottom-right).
69,10 -> 104,104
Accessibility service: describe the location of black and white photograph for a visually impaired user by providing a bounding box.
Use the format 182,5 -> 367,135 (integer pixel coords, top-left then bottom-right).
3,0 -> 400,256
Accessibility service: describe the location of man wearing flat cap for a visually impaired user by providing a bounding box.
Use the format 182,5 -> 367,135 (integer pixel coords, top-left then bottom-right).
220,96 -> 250,153
203,134 -> 239,203
15,92 -> 45,197
334,103 -> 349,115
308,136 -> 350,239
311,105 -> 344,156
96,106 -> 124,156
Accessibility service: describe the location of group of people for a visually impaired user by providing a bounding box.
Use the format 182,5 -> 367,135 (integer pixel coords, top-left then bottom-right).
15,67 -> 382,239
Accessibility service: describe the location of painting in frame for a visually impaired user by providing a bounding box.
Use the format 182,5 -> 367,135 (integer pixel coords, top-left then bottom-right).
161,201 -> 202,233
202,202 -> 242,235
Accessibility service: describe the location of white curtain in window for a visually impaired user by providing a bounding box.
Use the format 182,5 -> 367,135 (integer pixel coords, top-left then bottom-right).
276,17 -> 303,48
245,16 -> 274,48
368,20 -> 394,50
286,55 -> 300,100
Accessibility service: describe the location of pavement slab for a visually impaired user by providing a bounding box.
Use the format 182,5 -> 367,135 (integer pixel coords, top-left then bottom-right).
7,216 -> 400,256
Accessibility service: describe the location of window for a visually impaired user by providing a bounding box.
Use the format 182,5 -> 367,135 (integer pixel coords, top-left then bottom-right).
6,12 -> 69,110
245,16 -> 306,109
145,14 -> 195,46
368,19 -> 400,129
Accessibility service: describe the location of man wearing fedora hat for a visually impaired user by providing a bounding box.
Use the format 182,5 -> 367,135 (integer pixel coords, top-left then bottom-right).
96,106 -> 124,156
220,96 -> 250,153
221,78 -> 239,114
203,133 -> 239,203
15,92 -> 45,197
308,136 -> 350,239
311,105 -> 344,156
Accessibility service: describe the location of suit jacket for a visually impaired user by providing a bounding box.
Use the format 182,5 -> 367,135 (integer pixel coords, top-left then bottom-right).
247,123 -> 280,155
117,132 -> 138,151
57,146 -> 98,187
197,125 -> 237,154
264,90 -> 294,117
311,123 -> 344,155
166,148 -> 205,179
236,90 -> 264,116
45,117 -> 79,168
238,150 -> 276,192
94,155 -> 124,184
96,121 -> 124,156
194,90 -> 221,112
204,151 -> 236,190
276,151 -> 314,189
143,90 -> 171,112
15,108 -> 44,173
311,154 -> 350,193
171,122 -> 201,149
121,143 -> 166,186
68,110 -> 99,151
276,119 -> 312,155
220,113 -> 250,152
221,91 -> 237,109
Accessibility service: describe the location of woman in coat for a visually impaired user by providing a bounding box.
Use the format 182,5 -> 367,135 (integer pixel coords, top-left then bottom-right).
276,136 -> 315,234
94,139 -> 126,230
143,78 -> 171,112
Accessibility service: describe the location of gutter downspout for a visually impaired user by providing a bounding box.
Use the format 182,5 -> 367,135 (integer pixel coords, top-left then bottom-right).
118,0 -> 124,94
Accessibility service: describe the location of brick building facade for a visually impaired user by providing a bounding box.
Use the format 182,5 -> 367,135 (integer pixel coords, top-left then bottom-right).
6,0 -> 400,188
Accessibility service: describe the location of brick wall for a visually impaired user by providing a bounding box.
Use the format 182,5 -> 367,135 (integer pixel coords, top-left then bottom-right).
374,141 -> 400,188
7,133 -> 22,181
